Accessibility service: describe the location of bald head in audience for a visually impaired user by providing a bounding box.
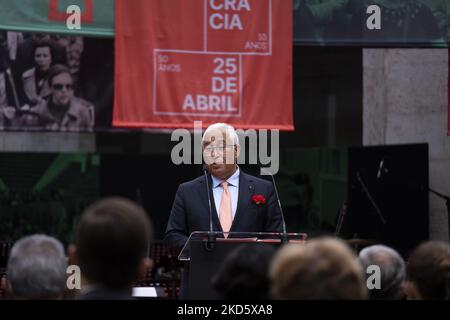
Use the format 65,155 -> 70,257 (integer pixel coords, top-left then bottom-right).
359,245 -> 406,300
270,237 -> 368,300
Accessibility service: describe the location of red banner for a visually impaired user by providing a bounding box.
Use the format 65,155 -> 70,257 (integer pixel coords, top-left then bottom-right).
113,0 -> 293,130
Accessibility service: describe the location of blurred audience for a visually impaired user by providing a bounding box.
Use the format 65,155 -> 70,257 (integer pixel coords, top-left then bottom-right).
212,244 -> 276,300
6,234 -> 67,300
72,197 -> 153,300
270,237 -> 367,299
359,245 -> 406,300
404,241 -> 450,300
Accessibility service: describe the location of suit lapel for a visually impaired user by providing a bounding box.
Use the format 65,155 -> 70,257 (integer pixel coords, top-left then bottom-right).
198,174 -> 222,232
230,172 -> 254,232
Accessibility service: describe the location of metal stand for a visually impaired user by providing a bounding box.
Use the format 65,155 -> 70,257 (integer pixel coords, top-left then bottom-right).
428,188 -> 450,243
356,171 -> 387,225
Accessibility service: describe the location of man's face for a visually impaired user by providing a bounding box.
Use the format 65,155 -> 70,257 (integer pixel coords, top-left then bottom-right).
51,73 -> 74,107
203,130 -> 239,180
34,46 -> 51,72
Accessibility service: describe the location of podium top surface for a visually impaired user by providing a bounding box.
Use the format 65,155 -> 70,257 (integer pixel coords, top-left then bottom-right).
179,231 -> 308,261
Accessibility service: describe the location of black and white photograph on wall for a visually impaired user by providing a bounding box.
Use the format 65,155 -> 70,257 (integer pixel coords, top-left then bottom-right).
0,31 -> 113,131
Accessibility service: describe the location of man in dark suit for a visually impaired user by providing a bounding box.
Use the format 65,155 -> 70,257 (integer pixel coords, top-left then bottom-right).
165,123 -> 283,298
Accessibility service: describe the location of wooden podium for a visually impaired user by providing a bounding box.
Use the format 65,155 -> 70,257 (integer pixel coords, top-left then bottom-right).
179,231 -> 307,299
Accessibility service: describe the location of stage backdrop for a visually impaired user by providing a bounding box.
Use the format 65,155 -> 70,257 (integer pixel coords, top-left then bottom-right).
294,0 -> 449,47
1,1 -> 449,48
114,0 -> 293,130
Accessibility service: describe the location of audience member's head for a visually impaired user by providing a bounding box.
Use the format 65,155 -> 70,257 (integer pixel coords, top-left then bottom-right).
75,197 -> 153,298
405,241 -> 450,300
270,237 -> 368,299
7,234 -> 67,300
212,244 -> 276,300
359,245 -> 406,300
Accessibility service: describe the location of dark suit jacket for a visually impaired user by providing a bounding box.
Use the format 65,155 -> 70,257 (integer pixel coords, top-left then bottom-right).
164,170 -> 283,298
77,286 -> 132,300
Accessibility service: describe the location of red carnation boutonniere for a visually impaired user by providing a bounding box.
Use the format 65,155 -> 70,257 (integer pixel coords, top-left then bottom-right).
251,194 -> 266,206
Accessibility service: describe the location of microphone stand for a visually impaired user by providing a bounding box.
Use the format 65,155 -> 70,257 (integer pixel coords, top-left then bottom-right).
335,200 -> 348,237
204,169 -> 216,250
384,167 -> 449,243
356,171 -> 387,225
261,168 -> 289,244
428,187 -> 450,243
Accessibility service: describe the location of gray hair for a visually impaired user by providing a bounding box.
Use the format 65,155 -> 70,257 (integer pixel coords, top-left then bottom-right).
7,234 -> 67,299
359,245 -> 405,300
202,123 -> 240,147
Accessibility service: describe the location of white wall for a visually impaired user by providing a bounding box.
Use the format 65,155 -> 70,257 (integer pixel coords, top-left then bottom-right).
364,49 -> 450,241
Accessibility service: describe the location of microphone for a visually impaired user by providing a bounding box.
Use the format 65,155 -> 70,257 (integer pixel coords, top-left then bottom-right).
261,168 -> 288,243
377,157 -> 386,179
203,166 -> 216,249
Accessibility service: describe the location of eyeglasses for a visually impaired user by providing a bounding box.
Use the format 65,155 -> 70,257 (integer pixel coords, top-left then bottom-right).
203,145 -> 235,154
52,84 -> 73,91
